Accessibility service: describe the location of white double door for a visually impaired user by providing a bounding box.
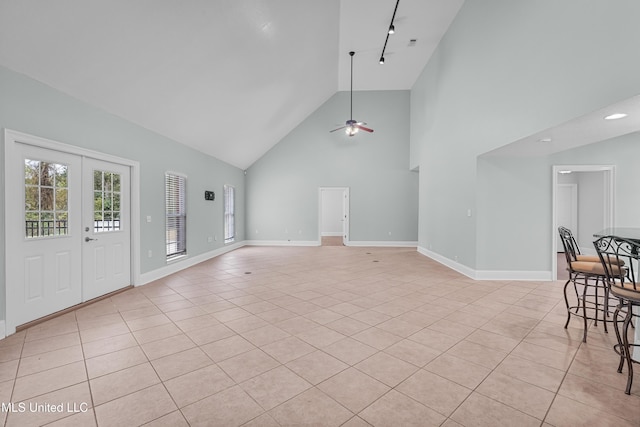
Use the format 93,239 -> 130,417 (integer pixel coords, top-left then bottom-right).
6,142 -> 131,333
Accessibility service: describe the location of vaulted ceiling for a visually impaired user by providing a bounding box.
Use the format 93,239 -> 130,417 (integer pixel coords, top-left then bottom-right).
0,0 -> 464,169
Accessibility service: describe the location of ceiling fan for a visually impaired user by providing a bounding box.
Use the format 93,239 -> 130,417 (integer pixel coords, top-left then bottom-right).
330,51 -> 374,136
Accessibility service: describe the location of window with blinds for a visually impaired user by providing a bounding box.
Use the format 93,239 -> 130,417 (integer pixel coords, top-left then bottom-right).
224,184 -> 235,244
166,173 -> 186,259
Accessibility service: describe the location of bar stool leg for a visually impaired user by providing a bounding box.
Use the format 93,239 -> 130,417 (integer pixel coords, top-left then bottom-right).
621,302 -> 634,395
613,303 -> 625,375
581,278 -> 588,342
594,278 -> 599,328
563,279 -> 573,329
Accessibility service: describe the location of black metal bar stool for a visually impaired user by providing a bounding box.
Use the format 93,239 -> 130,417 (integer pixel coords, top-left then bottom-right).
594,235 -> 639,395
559,226 -> 613,342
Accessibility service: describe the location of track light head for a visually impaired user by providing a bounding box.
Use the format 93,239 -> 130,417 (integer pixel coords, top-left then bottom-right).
380,0 -> 400,66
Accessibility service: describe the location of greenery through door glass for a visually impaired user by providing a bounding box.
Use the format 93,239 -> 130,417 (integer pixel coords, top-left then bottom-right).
94,170 -> 122,232
24,159 -> 69,238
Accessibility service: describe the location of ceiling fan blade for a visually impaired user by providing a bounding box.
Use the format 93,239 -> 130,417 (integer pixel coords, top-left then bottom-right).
330,126 -> 347,133
355,124 -> 374,133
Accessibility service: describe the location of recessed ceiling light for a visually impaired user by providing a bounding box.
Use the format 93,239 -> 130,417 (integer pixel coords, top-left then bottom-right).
604,113 -> 628,120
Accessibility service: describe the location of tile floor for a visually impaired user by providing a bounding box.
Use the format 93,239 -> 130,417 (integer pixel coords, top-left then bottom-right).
0,246 -> 638,426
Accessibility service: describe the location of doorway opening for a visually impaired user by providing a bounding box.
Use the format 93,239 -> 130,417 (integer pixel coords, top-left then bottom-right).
552,165 -> 614,280
318,187 -> 349,246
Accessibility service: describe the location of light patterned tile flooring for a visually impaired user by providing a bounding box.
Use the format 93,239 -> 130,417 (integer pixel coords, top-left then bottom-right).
0,245 -> 638,426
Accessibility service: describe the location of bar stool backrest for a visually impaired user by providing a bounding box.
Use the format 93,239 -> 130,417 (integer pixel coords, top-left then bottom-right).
558,226 -> 580,264
593,235 -> 638,291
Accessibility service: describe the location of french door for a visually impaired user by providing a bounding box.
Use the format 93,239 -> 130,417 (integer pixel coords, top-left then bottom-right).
5,140 -> 131,333
82,157 -> 131,301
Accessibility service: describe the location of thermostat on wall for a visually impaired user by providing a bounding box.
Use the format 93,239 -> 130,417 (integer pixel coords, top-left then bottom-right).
204,190 -> 215,201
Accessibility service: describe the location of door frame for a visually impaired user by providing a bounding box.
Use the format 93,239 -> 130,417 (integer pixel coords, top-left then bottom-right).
318,187 -> 349,245
551,165 -> 614,280
3,129 -> 141,335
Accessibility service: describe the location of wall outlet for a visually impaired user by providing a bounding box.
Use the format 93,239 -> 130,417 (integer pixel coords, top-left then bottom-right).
148,250 -> 152,258
146,215 -> 152,223
214,235 -> 217,241
207,236 -> 212,243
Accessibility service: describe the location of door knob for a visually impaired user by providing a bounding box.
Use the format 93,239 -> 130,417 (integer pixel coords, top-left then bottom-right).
85,237 -> 97,242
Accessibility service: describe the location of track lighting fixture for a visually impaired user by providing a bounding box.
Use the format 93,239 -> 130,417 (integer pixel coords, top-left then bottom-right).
379,0 -> 400,65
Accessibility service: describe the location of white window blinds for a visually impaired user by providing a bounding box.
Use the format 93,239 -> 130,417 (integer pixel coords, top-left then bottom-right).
166,173 -> 186,259
224,184 -> 235,244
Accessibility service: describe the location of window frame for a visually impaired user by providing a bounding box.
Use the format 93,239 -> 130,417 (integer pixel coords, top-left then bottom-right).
165,172 -> 187,260
223,184 -> 235,244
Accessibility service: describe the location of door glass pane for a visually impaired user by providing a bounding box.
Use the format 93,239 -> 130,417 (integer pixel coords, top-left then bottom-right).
93,169 -> 121,233
40,187 -> 54,210
55,188 -> 67,210
24,159 -> 68,238
25,160 -> 39,185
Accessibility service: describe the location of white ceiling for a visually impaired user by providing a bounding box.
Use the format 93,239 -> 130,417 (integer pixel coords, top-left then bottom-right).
482,94 -> 640,158
0,0 -> 463,169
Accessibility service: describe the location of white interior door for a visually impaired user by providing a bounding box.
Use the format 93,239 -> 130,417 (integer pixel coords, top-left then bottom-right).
82,158 -> 131,301
6,144 -> 83,332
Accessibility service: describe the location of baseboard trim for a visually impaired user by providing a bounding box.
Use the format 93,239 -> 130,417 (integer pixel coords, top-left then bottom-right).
245,240 -> 321,247
138,241 -> 247,285
417,246 -> 476,279
417,246 -> 552,281
244,240 -> 418,248
475,270 -> 553,281
0,321 -> 5,339
346,241 -> 418,248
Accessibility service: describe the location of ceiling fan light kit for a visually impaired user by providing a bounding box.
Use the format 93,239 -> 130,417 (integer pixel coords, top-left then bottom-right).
330,51 -> 374,137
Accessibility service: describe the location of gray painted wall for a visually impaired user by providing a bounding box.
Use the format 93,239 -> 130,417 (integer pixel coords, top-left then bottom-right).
411,0 -> 640,272
0,65 -> 245,320
476,133 -> 640,272
246,90 -> 418,244
551,132 -> 640,229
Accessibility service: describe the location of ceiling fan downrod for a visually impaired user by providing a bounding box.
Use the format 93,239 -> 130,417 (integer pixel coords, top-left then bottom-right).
349,51 -> 354,122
